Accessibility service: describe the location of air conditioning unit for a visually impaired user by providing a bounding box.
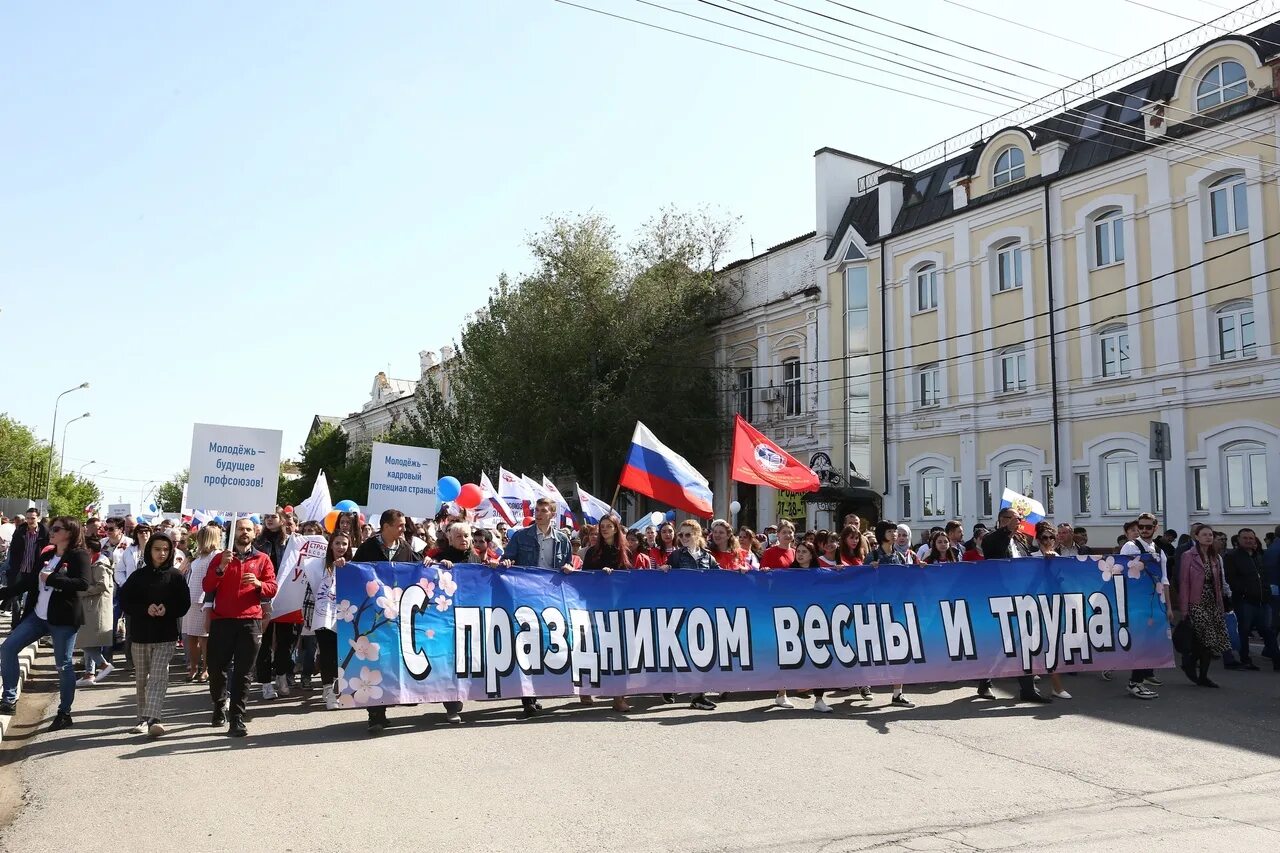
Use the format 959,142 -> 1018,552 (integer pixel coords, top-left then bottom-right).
762,387 -> 784,404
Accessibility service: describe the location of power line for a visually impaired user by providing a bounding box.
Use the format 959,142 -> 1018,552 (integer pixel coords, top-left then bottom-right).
635,0 -> 1023,109
703,223 -> 1280,376
553,0 -> 993,114
938,0 -> 1127,58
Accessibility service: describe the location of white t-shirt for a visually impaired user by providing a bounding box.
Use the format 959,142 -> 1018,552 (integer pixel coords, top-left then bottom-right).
1120,538 -> 1168,585
35,554 -> 60,620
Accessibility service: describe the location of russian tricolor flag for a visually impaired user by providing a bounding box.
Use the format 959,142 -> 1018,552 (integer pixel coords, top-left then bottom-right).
1000,488 -> 1046,536
618,421 -> 713,518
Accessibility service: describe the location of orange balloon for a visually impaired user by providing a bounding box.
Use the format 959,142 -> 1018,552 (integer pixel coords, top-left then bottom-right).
324,510 -> 340,534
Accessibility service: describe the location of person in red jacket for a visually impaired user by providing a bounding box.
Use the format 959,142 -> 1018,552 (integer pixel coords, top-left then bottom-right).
203,518 -> 278,737
760,520 -> 797,570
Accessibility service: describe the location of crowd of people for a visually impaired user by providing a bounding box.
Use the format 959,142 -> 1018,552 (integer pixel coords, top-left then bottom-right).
0,498 -> 1277,737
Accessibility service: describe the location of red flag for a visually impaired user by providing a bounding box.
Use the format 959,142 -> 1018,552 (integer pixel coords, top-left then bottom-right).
730,414 -> 820,492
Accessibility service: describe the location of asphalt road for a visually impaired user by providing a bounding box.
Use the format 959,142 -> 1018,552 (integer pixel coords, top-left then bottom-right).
2,658 -> 1279,852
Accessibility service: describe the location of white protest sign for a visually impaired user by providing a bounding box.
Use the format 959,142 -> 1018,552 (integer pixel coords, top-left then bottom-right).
107,503 -> 133,519
186,423 -> 283,514
271,534 -> 328,616
366,441 -> 440,521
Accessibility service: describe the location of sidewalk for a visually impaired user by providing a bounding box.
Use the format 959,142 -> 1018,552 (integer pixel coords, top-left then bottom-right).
0,617 -> 40,741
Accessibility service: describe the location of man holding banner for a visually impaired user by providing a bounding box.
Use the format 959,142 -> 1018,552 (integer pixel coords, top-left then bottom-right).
204,518 -> 278,737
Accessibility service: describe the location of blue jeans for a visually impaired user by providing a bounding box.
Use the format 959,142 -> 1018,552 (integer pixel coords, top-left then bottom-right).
1235,601 -> 1279,663
83,647 -> 109,675
2,614 -> 80,714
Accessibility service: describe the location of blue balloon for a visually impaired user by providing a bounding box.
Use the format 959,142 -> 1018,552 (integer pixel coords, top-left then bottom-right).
664,510 -> 676,522
335,499 -> 359,513
438,476 -> 462,502
136,515 -> 146,524
213,516 -> 226,526
249,514 -> 261,524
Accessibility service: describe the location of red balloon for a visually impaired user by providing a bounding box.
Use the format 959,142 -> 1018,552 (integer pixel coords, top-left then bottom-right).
456,482 -> 484,510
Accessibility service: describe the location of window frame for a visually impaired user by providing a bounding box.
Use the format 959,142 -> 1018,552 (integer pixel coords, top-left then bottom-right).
1092,208 -> 1125,268
978,477 -> 993,518
920,468 -> 946,519
1102,450 -> 1142,514
1098,326 -> 1131,379
1223,441 -> 1269,511
1075,472 -> 1091,515
1215,302 -> 1256,361
914,263 -> 939,312
735,367 -> 754,423
1191,466 -> 1209,513
997,348 -> 1028,394
918,364 -> 941,408
993,146 -> 1026,187
782,358 -> 803,417
900,482 -> 912,519
1195,60 -> 1248,112
1208,173 -> 1248,238
995,242 -> 1025,292
1001,461 -> 1034,500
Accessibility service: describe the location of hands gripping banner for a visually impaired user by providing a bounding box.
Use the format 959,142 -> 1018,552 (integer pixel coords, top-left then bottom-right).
333,555 -> 1173,707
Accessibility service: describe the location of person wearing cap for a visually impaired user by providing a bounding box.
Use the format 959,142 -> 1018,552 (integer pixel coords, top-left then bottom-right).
962,524 -> 988,561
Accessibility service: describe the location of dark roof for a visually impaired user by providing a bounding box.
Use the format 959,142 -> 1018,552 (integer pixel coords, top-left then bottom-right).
823,191 -> 880,260
827,23 -> 1280,250
721,230 -> 817,272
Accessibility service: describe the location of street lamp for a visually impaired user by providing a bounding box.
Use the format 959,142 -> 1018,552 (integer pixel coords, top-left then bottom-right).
45,382 -> 89,512
59,413 -> 91,478
76,460 -> 98,476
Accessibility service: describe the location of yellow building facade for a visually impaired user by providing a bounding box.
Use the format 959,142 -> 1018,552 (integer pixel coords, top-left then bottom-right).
816,34 -> 1279,541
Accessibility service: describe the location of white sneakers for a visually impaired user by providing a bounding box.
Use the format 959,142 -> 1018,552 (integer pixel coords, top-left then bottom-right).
774,694 -> 795,709
813,698 -> 833,713
1127,682 -> 1158,700
75,676 -> 95,688
94,663 -> 114,683
261,681 -> 277,701
129,720 -> 149,735
275,675 -> 291,698
148,720 -> 167,738
1052,690 -> 1073,700
322,684 -> 338,710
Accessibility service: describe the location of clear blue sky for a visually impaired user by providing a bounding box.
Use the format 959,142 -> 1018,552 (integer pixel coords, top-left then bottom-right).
1,0 -> 1207,505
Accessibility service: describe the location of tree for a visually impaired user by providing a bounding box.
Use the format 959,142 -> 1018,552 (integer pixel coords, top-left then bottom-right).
156,470 -> 188,513
445,206 -> 736,493
48,473 -> 101,519
278,423 -> 373,508
0,413 -> 54,500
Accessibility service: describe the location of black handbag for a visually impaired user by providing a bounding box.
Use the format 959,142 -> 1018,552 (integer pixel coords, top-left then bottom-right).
1172,619 -> 1195,656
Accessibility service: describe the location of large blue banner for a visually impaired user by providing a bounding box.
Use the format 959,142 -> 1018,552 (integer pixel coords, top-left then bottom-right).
333,556 -> 1173,707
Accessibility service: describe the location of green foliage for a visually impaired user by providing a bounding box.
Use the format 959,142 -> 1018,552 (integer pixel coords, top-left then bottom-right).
444,206 -> 736,492
156,470 -> 188,513
279,423 -> 373,508
48,473 -> 101,519
0,413 -> 53,500
387,373 -> 492,483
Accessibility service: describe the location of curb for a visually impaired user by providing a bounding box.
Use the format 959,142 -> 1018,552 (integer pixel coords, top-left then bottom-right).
0,621 -> 39,741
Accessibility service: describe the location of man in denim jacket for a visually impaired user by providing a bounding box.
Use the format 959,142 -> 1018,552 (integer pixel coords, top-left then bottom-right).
501,498 -> 573,571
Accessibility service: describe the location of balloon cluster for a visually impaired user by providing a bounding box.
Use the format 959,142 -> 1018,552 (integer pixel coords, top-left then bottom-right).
438,476 -> 484,510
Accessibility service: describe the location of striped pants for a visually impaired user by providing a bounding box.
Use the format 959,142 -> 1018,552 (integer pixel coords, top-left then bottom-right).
133,641 -> 175,722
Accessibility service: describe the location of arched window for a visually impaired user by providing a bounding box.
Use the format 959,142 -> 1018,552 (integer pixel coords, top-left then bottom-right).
914,263 -> 938,311
920,467 -> 946,518
1103,451 -> 1141,513
1092,209 -> 1125,267
1223,441 -> 1269,509
998,346 -> 1028,393
1196,60 -> 1248,111
1215,301 -> 1256,360
1208,173 -> 1248,237
1000,460 -> 1033,497
993,146 -> 1026,187
994,241 -> 1024,292
917,363 -> 941,407
1098,325 -> 1131,378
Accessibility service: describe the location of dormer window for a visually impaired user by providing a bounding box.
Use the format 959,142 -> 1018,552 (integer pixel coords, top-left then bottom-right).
993,146 -> 1025,187
1196,60 -> 1248,111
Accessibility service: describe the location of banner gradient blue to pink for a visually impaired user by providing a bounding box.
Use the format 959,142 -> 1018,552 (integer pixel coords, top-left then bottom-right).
334,556 -> 1173,708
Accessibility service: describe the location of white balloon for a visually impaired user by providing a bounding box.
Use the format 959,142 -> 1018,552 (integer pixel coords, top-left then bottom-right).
729,501 -> 742,514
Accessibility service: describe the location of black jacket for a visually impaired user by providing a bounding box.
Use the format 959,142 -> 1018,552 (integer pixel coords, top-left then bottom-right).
120,565 -> 192,643
353,537 -> 418,563
0,547 -> 90,627
1225,547 -> 1269,606
254,529 -> 288,572
5,522 -> 50,581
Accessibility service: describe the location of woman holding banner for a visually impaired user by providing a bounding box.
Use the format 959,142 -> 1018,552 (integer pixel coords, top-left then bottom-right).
649,521 -> 678,567
708,520 -> 747,572
658,520 -> 719,710
308,532 -> 349,710
774,543 -> 833,713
